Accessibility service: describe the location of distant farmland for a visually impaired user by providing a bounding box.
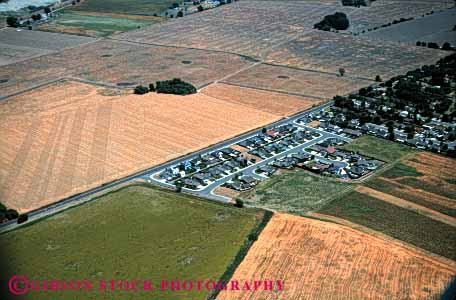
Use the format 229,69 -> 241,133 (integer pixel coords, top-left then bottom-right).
218,213 -> 456,300
1,185 -> 266,300
36,10 -> 161,37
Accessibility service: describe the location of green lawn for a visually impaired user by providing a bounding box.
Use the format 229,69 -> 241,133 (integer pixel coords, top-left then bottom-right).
340,135 -> 415,163
318,191 -> 456,260
240,170 -> 355,215
1,185 -> 265,300
74,0 -> 178,15
37,11 -> 159,37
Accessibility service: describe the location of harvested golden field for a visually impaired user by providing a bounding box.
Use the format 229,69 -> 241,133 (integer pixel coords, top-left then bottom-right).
223,64 -> 371,99
201,83 -> 320,116
218,213 -> 456,300
0,81 -> 280,212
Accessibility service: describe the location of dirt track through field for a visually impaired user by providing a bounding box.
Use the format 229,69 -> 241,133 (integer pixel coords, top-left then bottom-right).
0,81 -> 280,212
218,213 -> 456,300
355,186 -> 456,227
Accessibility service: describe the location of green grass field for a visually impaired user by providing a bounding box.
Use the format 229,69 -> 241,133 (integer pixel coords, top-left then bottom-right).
240,170 -> 354,215
1,185 -> 265,300
318,191 -> 456,260
74,0 -> 178,15
340,135 -> 415,163
36,11 -> 159,37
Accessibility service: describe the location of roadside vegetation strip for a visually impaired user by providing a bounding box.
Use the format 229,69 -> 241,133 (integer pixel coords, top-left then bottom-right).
217,212 -> 456,300
318,190 -> 456,260
0,185 -> 262,300
208,209 -> 274,300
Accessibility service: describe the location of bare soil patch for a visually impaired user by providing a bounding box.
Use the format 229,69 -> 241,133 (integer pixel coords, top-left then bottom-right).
0,81 -> 280,212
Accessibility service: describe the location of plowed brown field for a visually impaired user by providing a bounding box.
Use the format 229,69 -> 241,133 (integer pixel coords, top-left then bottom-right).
201,83 -> 319,116
0,81 -> 280,212
218,213 -> 455,300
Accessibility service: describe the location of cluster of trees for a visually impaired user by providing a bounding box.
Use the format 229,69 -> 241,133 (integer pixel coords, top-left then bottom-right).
314,12 -> 349,31
6,16 -> 19,27
134,78 -> 197,96
341,0 -> 367,7
416,41 -> 453,51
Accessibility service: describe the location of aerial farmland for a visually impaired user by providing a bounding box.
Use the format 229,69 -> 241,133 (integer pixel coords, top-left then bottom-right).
1,0 -> 455,299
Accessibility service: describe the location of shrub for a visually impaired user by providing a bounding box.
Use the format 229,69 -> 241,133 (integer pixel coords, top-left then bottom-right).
6,16 -> 19,28
234,199 -> 244,208
133,85 -> 149,95
5,209 -> 19,220
17,214 -> 28,224
155,78 -> 197,95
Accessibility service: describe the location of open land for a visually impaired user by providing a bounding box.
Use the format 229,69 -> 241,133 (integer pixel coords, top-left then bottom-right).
0,27 -> 96,66
318,190 -> 456,260
265,30 -> 449,80
0,39 -> 253,97
217,213 -> 456,300
0,80 -> 280,212
35,10 -> 162,37
0,185 -> 265,300
73,0 -> 181,16
364,8 -> 456,45
222,63 -> 373,98
201,83 -> 321,117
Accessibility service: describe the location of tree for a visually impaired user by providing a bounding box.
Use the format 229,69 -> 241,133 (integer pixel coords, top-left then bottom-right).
442,42 -> 452,51
44,7 -> 52,14
6,16 -> 19,28
171,2 -> 179,8
176,11 -> 183,17
375,75 -> 382,82
5,209 -> 19,220
261,127 -> 267,134
427,42 -> 439,49
416,41 -> 421,46
175,182 -> 183,193
234,198 -> 244,208
149,83 -> 155,92
133,85 -> 149,95
17,214 -> 28,224
339,67 -> 346,77
197,5 -> 204,12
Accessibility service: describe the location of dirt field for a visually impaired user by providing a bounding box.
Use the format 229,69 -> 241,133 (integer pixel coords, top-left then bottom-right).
0,81 -> 280,212
0,39 -> 253,98
201,83 -> 320,117
0,27 -> 96,66
222,64 -> 372,99
217,213 -> 456,300
265,30 -> 448,80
